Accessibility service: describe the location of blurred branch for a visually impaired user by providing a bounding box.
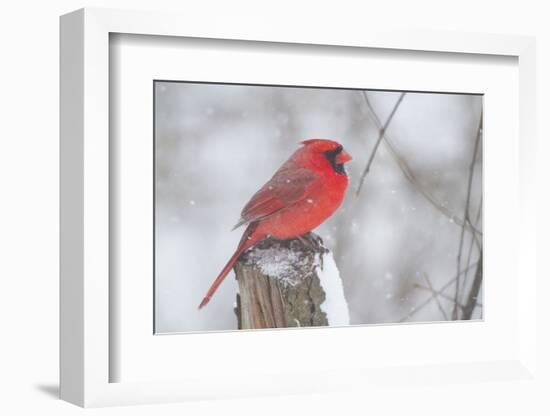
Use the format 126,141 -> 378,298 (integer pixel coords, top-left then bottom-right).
414,283 -> 482,309
452,111 -> 483,320
423,273 -> 448,320
359,91 -> 482,237
460,194 -> 483,304
355,92 -> 406,196
398,262 -> 478,322
462,254 -> 483,320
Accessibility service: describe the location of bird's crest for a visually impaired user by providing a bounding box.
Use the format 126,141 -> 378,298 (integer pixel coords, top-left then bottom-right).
301,138 -> 343,152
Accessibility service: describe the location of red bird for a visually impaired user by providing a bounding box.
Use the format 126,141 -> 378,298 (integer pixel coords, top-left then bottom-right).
198,138 -> 352,309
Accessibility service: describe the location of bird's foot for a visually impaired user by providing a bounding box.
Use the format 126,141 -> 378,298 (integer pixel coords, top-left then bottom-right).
297,232 -> 325,253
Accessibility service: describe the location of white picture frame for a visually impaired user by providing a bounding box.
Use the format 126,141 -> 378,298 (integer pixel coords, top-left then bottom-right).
60,7 -> 537,407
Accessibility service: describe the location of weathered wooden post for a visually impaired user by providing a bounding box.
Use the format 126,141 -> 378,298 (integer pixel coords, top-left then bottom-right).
234,232 -> 349,329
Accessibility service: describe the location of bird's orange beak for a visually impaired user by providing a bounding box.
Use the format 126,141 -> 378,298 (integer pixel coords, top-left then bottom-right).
335,150 -> 352,164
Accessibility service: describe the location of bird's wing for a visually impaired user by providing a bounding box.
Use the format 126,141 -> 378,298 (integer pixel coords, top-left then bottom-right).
233,166 -> 319,229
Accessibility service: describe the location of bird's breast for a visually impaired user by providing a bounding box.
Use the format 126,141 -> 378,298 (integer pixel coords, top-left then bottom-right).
257,174 -> 348,240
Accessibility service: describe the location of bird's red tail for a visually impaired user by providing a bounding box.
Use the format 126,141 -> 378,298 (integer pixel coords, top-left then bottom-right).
198,225 -> 262,309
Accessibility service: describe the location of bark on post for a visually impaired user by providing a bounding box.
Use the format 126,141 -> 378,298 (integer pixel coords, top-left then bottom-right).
234,232 -> 342,329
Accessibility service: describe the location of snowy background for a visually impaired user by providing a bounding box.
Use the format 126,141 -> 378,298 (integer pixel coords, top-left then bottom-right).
154,82 -> 483,333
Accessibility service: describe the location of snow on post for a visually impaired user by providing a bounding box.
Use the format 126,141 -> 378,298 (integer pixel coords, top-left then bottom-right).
234,233 -> 350,329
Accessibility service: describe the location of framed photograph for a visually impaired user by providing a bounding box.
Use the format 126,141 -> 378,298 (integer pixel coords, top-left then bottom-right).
60,8 -> 537,407
153,81 -> 483,333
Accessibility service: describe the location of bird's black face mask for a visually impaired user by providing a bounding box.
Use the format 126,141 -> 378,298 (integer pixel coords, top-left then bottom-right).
324,146 -> 346,175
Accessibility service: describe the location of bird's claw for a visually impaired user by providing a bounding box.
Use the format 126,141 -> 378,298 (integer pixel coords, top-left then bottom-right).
297,232 -> 325,253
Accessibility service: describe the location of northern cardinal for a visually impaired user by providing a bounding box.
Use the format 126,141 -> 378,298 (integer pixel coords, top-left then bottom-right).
198,138 -> 352,309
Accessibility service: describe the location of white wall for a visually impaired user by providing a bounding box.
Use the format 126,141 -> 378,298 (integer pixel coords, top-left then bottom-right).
1,1 -> 548,415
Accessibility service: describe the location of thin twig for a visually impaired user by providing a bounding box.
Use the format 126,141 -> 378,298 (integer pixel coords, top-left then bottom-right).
423,273 -> 449,320
356,92 -> 406,196
360,91 -> 482,237
460,194 -> 483,304
398,262 -> 478,322
413,283 -> 482,309
452,111 -> 483,320
462,254 -> 483,320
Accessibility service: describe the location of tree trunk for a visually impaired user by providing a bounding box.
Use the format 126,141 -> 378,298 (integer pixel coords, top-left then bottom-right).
234,232 -> 345,329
